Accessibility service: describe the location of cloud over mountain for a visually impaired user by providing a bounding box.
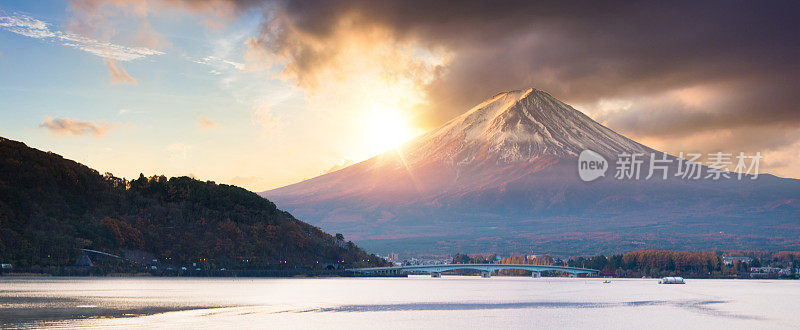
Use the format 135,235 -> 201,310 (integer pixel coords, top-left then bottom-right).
248,0 -> 799,176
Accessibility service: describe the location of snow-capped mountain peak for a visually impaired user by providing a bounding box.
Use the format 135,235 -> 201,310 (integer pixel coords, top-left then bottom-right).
402,88 -> 650,167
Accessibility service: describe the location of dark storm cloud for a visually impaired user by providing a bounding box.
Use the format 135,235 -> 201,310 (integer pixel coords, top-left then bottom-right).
261,0 -> 799,137
601,77 -> 799,138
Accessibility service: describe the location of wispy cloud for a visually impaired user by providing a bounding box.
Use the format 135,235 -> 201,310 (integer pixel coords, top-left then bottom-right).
105,59 -> 137,85
0,13 -> 55,38
193,55 -> 245,72
40,116 -> 116,137
0,12 -> 163,61
118,108 -> 148,115
198,115 -> 219,129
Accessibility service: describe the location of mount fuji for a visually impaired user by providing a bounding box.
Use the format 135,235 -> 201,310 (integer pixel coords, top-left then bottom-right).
262,88 -> 800,255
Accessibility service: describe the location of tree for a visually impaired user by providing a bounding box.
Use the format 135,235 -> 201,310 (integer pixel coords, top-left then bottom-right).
452,253 -> 471,264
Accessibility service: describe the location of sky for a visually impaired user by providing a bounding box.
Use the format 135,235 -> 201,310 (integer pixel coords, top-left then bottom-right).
0,0 -> 798,191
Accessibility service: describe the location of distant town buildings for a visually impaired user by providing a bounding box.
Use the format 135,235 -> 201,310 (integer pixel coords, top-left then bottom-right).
722,256 -> 752,265
749,266 -> 793,278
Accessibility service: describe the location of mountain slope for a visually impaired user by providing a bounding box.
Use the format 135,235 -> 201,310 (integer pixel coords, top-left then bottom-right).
263,88 -> 800,255
0,137 -> 385,269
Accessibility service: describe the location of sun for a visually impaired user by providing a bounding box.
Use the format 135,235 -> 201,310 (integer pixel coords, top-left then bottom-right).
365,108 -> 418,153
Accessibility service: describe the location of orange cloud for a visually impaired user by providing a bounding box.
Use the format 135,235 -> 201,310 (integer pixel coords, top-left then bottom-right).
104,59 -> 137,85
68,0 -> 255,44
198,115 -> 219,129
245,13 -> 445,159
134,20 -> 171,49
40,116 -> 116,137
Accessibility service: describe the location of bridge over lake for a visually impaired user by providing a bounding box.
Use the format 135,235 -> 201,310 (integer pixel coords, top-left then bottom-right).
348,264 -> 600,278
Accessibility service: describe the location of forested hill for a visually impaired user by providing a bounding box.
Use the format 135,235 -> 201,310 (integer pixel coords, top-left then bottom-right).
0,137 -> 386,269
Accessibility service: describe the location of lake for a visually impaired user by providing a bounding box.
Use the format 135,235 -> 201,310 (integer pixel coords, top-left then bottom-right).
1,276 -> 798,329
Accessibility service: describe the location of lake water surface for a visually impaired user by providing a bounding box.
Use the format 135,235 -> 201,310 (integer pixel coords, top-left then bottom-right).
1,276 -> 798,329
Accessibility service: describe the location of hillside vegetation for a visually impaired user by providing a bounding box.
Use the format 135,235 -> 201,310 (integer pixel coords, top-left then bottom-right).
0,137 -> 385,270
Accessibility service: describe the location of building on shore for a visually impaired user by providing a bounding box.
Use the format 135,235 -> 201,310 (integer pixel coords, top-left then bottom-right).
722,256 -> 752,265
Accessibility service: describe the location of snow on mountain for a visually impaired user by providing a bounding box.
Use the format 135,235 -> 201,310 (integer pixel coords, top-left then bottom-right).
402,88 -> 650,168
262,88 -> 800,256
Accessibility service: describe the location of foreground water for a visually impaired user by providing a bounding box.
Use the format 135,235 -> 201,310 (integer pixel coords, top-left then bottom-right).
1,276 -> 798,329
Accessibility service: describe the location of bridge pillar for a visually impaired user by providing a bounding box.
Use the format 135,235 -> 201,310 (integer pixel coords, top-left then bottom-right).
431,272 -> 441,278
531,271 -> 541,278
